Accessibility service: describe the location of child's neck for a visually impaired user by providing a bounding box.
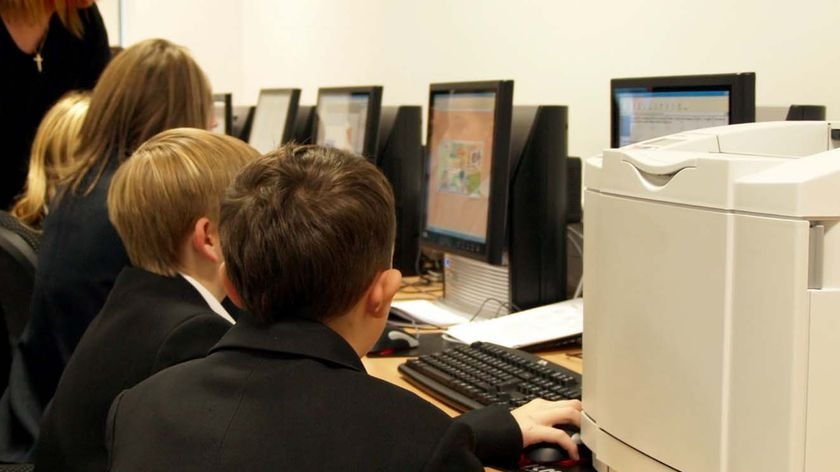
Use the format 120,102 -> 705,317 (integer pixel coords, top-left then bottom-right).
178,257 -> 225,301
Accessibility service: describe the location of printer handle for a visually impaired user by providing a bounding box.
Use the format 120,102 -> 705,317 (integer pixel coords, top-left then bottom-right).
621,151 -> 698,176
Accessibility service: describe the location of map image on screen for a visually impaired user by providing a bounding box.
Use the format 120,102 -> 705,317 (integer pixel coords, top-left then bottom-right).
426,92 -> 496,243
437,139 -> 485,197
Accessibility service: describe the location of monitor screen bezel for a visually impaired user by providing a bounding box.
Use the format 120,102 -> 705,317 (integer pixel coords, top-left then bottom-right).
314,85 -> 383,158
249,88 -> 301,150
212,93 -> 233,136
421,80 -> 514,265
610,72 -> 756,148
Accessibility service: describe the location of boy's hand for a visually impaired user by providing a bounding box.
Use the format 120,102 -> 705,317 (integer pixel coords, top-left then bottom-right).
511,398 -> 583,459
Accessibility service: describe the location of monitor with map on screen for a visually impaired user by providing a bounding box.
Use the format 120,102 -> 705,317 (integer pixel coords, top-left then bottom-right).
418,80 -> 573,314
422,81 -> 513,265
611,72 -> 755,148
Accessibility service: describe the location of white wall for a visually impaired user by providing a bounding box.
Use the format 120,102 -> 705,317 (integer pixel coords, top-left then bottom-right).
123,0 -> 840,159
96,0 -> 120,45
121,0 -> 244,101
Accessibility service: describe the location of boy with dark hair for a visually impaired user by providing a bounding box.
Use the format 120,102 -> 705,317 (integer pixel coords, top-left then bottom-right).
33,129 -> 259,472
105,144 -> 581,471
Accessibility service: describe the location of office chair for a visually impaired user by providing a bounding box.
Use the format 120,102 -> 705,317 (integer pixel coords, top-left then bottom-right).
0,211 -> 39,395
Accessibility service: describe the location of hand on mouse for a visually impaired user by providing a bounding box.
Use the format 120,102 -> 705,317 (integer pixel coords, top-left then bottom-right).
510,398 -> 582,460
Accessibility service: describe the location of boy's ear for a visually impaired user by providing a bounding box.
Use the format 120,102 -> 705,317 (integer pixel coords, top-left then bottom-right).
221,263 -> 244,308
191,216 -> 221,263
366,268 -> 403,318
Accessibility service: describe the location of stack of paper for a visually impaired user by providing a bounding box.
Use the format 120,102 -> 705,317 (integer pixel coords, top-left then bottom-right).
389,299 -> 474,327
445,298 -> 583,349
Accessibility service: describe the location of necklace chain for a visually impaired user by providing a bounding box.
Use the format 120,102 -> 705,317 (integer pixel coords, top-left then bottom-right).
33,20 -> 49,73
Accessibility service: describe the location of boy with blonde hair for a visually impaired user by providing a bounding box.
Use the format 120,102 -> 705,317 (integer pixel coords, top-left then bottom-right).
106,144 -> 582,472
32,128 -> 258,472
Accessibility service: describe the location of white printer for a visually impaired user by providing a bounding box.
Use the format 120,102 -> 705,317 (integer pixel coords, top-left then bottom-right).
582,121 -> 840,472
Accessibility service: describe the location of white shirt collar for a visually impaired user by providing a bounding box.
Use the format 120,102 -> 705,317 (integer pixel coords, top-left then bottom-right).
179,273 -> 235,325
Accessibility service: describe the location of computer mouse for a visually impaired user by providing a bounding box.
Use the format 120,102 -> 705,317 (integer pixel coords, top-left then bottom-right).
523,442 -> 571,464
522,427 -> 588,466
369,327 -> 420,354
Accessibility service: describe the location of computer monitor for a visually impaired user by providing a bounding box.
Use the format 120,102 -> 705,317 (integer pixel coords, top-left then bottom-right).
421,81 -> 513,266
610,72 -> 756,148
421,80 -> 573,310
314,86 -> 383,158
211,93 -> 232,136
248,88 -> 301,154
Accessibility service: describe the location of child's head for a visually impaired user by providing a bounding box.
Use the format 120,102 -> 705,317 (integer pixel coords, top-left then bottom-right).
108,128 -> 258,277
70,38 -> 213,194
220,144 -> 397,323
11,91 -> 90,228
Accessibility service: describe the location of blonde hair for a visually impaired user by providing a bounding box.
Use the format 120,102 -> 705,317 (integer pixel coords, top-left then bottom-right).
11,91 -> 90,229
108,128 -> 259,277
0,0 -> 87,38
69,38 -> 213,195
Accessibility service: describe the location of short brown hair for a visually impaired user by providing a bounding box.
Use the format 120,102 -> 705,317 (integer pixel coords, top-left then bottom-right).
108,128 -> 259,277
220,144 -> 396,323
69,38 -> 212,195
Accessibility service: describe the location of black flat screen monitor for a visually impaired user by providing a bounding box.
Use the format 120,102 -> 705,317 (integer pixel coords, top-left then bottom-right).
211,93 -> 233,136
248,88 -> 301,154
611,72 -> 755,148
315,86 -> 383,158
421,81 -> 513,266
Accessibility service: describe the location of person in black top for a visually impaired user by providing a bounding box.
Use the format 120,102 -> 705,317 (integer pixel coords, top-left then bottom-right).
106,144 -> 583,472
0,38 -> 214,463
0,0 -> 110,209
33,129 -> 259,472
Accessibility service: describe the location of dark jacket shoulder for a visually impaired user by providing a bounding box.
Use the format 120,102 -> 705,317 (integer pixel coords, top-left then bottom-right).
33,268 -> 232,472
105,318 -> 520,472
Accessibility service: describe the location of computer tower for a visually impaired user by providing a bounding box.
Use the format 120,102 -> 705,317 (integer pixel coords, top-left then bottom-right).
508,105 -> 569,310
231,105 -> 255,142
786,104 -> 826,121
566,157 -> 582,223
377,106 -> 423,275
289,105 -> 316,144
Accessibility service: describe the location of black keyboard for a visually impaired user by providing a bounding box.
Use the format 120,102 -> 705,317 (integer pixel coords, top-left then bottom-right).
398,342 -> 581,412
